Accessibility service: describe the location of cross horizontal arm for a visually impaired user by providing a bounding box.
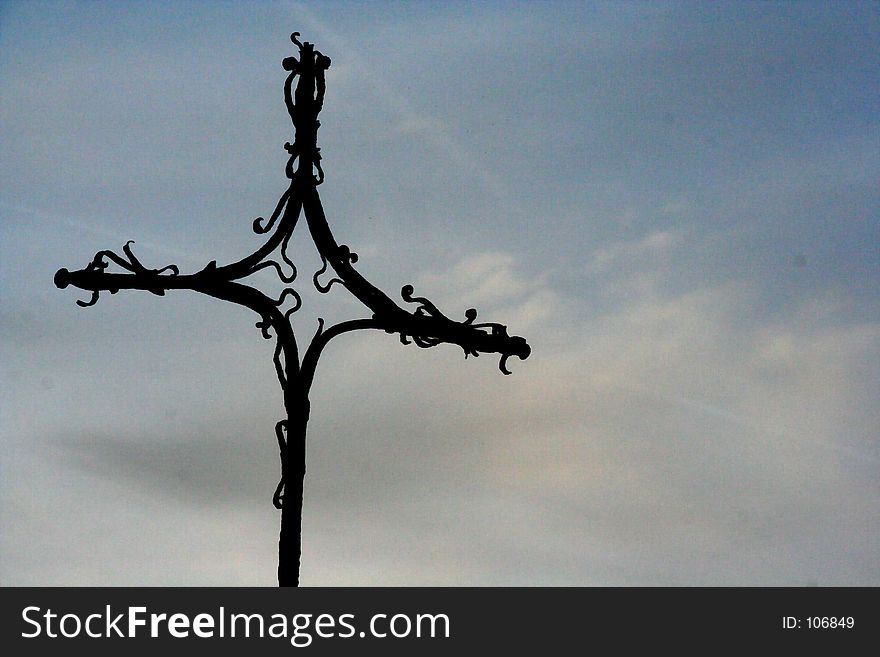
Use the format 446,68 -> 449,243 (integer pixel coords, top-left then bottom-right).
55,267 -> 271,314
54,262 -> 301,378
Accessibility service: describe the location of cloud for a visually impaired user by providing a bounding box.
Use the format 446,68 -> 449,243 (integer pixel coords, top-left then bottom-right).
418,252 -> 526,306
587,229 -> 678,274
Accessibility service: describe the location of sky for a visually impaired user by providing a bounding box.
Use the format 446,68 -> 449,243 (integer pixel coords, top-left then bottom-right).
1,1 -> 878,586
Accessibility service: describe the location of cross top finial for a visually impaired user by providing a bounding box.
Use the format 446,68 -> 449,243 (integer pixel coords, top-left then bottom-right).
281,32 -> 330,184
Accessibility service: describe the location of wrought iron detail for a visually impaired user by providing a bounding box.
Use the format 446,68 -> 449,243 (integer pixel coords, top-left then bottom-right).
55,32 -> 531,587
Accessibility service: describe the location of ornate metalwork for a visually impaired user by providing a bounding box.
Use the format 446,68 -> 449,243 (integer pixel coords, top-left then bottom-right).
55,33 -> 530,586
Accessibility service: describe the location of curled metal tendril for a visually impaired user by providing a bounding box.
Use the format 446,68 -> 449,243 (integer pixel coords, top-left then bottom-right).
73,241 -> 179,307
89,241 -> 180,277
251,259 -> 297,284
273,479 -> 285,509
273,338 -> 286,389
337,245 -> 358,264
273,419 -> 288,509
401,284 -> 442,318
76,290 -> 100,307
253,189 -> 291,235
248,216 -> 299,284
255,317 -> 273,339
122,241 -> 179,277
280,230 -> 298,280
397,285 -> 446,351
412,335 -> 441,349
398,285 -> 439,347
313,256 -> 345,293
312,317 -> 325,342
274,287 -> 302,313
284,144 -> 298,180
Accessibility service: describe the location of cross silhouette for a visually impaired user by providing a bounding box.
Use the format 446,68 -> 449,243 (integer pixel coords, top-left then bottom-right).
54,33 -> 530,587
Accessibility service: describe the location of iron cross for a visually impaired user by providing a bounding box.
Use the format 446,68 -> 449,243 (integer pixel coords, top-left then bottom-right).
54,33 -> 530,587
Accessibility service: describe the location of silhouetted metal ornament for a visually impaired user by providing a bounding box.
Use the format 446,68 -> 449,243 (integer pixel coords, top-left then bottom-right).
55,33 -> 530,586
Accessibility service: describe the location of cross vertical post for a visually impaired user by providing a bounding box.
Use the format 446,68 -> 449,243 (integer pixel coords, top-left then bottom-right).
55,33 -> 530,587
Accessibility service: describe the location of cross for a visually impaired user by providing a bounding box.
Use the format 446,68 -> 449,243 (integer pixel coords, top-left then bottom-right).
54,33 -> 531,587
